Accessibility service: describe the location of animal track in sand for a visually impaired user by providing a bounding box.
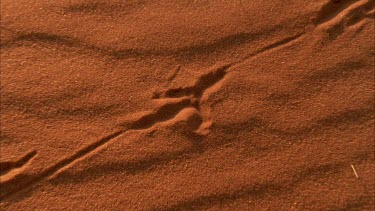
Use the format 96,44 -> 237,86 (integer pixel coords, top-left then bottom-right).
0,34 -> 303,200
151,63 -> 232,134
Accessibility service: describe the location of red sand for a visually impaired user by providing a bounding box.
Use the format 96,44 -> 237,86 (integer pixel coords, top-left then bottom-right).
1,0 -> 374,210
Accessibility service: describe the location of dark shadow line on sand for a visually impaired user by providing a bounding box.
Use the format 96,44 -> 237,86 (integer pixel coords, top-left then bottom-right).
159,162 -> 349,210
0,19 -> 305,60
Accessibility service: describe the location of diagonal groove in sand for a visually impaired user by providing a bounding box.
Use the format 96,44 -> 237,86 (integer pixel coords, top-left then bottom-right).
0,33 -> 304,200
0,131 -> 124,199
315,0 -> 374,40
154,33 -> 303,101
304,0 -> 375,45
315,0 -> 360,25
0,151 -> 37,176
315,0 -> 374,26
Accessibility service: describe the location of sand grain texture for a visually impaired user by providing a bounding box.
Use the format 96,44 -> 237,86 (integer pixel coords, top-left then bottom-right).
1,0 -> 374,210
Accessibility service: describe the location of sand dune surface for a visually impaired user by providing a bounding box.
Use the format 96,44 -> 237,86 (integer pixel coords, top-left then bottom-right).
1,0 -> 374,210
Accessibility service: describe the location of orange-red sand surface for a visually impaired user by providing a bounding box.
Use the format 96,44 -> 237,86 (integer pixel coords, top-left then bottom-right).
1,0 -> 374,210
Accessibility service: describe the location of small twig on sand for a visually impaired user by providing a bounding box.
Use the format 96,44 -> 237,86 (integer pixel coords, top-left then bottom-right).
351,164 -> 359,178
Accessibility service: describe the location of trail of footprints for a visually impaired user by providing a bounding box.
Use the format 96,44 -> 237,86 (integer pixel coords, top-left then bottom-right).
0,63 -> 232,199
1,0 -> 374,200
1,32 -> 298,198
